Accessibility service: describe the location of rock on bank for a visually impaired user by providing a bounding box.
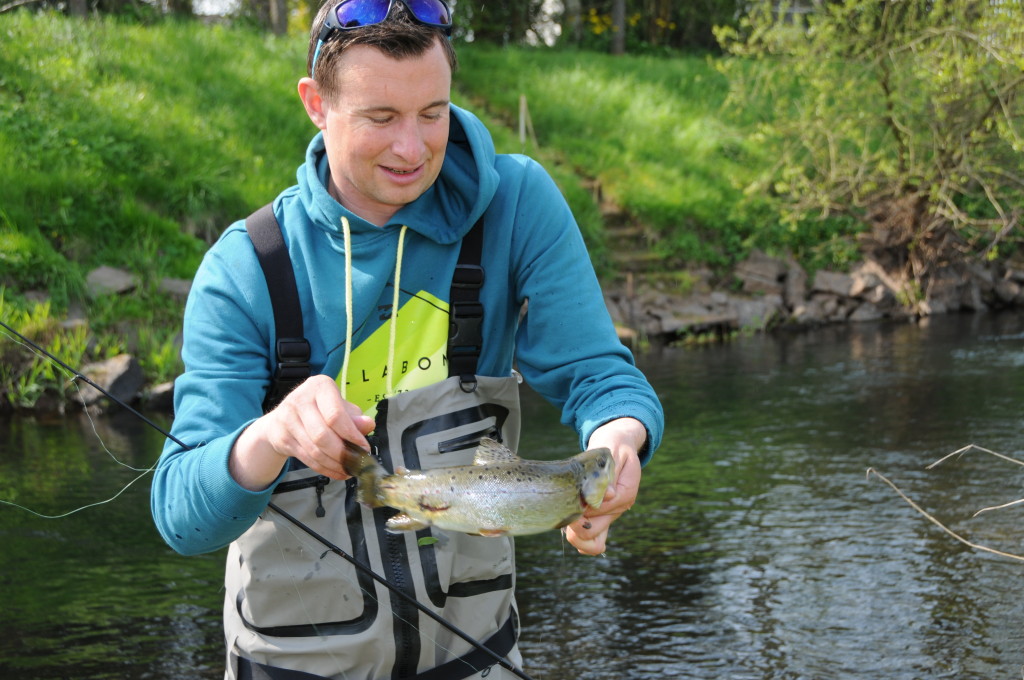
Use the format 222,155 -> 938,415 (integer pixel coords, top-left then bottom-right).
605,250 -> 1024,344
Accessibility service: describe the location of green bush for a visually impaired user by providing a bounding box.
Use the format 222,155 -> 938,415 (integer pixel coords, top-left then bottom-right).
715,0 -> 1024,280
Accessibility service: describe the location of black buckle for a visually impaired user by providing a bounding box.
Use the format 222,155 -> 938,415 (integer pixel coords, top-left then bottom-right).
449,302 -> 483,348
452,264 -> 484,288
273,337 -> 310,384
276,337 -> 310,362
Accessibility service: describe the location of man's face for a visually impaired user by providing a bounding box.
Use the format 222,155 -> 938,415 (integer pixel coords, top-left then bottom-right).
317,41 -> 452,226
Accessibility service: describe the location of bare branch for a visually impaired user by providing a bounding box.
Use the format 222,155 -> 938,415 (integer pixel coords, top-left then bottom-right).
867,467 -> 1024,563
926,443 -> 1024,469
974,497 -> 1024,518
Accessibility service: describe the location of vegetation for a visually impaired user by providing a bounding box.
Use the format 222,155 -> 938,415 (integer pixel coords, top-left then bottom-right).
454,1 -> 742,54
716,0 -> 1024,301
2,2 -> 1023,408
456,46 -> 769,268
17,0 -> 744,54
0,12 -> 763,409
0,13 -> 314,408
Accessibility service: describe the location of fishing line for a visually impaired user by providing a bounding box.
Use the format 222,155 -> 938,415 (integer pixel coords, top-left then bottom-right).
0,321 -> 160,517
74,385 -> 155,473
269,511 -> 489,680
1,325 -> 152,472
0,319 -> 185,450
0,465 -> 155,519
0,317 -> 536,680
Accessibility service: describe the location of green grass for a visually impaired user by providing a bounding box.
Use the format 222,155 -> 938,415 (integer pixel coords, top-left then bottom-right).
454,46 -> 775,267
0,14 -> 804,403
0,13 -> 312,296
0,13 -> 319,401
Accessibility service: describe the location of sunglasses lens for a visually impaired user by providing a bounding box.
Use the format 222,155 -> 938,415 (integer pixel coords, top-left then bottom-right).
335,0 -> 390,28
405,0 -> 451,28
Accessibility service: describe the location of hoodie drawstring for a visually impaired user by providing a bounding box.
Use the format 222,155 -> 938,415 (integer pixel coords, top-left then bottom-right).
386,226 -> 408,398
338,217 -> 408,402
340,217 -> 354,401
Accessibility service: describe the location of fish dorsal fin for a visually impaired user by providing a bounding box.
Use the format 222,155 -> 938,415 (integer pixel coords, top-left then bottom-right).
473,437 -> 519,465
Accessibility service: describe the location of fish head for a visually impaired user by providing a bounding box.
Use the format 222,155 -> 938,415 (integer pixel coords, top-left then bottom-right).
576,447 -> 615,509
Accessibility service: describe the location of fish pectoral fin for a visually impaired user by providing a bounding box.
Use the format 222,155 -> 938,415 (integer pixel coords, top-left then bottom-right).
386,514 -> 431,532
417,494 -> 451,513
476,527 -> 510,537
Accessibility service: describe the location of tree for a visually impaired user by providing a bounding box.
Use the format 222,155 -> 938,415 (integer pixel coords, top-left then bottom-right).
568,0 -> 742,52
610,0 -> 625,54
717,0 -> 1024,301
268,0 -> 287,35
562,0 -> 583,43
455,0 -> 545,45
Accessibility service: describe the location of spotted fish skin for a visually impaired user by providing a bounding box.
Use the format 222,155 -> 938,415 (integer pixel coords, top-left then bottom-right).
342,438 -> 615,537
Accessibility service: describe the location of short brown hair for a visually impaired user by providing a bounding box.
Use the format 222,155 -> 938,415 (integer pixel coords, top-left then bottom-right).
308,1 -> 458,103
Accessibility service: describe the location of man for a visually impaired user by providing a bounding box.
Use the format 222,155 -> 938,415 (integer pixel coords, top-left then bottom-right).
151,1 -> 664,678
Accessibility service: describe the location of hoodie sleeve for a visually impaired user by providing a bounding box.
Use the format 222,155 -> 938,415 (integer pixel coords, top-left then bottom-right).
151,225 -> 285,556
507,158 -> 664,463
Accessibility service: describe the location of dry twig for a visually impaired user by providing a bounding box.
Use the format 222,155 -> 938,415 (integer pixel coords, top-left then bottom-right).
868,443 -> 1024,563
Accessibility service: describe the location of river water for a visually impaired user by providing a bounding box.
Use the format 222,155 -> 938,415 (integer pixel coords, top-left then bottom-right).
2,312 -> 1024,679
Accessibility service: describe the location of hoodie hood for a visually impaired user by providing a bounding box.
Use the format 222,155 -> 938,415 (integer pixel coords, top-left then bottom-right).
296,104 -> 499,246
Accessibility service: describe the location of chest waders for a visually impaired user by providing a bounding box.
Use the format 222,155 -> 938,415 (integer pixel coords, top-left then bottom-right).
227,206 -> 522,680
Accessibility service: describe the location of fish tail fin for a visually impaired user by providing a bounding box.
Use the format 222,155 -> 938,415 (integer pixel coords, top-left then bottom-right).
342,441 -> 387,507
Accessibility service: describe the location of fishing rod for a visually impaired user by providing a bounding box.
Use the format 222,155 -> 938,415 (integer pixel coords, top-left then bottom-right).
0,318 -> 536,680
0,318 -> 183,448
267,502 -> 529,679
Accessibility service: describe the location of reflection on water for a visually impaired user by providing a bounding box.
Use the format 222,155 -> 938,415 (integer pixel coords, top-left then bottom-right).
3,312 -> 1024,679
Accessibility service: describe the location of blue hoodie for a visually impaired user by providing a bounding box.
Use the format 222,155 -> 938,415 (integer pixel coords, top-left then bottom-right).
152,105 -> 664,556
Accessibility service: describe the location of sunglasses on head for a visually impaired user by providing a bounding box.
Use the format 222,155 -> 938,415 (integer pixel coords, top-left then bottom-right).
321,0 -> 452,40
311,0 -> 453,75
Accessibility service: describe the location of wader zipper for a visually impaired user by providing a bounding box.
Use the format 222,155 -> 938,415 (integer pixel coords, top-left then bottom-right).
273,475 -> 330,518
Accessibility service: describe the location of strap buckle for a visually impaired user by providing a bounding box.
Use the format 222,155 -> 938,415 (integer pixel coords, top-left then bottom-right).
451,264 -> 484,289
264,338 -> 311,410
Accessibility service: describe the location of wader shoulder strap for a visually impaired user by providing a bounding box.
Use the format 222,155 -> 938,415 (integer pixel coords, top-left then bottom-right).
246,205 -> 484,409
448,215 -> 485,392
245,203 -> 311,413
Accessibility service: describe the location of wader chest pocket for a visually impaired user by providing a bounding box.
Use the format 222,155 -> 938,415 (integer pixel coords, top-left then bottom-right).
435,425 -> 501,456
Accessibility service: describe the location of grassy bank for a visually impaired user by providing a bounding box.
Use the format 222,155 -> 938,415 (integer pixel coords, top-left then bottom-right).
456,46 -> 769,267
0,13 -> 781,408
0,13 -> 318,406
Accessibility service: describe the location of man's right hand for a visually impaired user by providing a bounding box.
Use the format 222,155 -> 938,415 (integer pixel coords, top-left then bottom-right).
229,375 -> 376,491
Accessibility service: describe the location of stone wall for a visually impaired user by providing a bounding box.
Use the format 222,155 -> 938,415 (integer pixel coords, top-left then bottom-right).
605,249 -> 1024,343
19,257 -> 1024,410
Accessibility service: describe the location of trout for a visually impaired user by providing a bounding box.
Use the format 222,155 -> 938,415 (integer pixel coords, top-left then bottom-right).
342,438 -> 615,537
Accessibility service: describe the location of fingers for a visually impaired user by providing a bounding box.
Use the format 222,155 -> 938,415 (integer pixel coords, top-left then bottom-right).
565,513 -> 614,555
264,376 -> 373,479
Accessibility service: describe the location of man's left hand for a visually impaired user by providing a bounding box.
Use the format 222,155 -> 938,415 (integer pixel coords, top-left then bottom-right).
565,417 -> 647,555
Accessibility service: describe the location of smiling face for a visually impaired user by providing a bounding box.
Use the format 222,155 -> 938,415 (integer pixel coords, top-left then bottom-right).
301,40 -> 452,226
